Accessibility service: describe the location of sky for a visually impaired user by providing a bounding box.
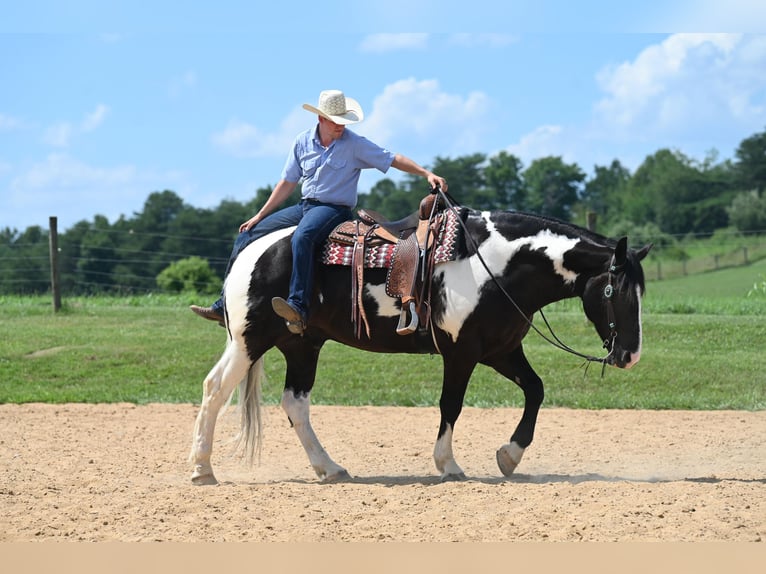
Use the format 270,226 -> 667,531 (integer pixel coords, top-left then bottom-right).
2,2 -> 766,233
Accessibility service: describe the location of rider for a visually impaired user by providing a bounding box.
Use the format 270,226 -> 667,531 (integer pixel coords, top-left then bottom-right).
190,89 -> 448,333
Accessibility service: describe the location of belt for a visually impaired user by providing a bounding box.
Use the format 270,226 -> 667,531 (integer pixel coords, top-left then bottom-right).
302,198 -> 350,209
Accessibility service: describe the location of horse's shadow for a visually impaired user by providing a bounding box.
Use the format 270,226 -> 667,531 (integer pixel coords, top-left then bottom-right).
244,474 -> 766,487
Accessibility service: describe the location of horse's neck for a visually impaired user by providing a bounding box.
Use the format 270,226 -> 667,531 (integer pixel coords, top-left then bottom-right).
474,212 -> 610,309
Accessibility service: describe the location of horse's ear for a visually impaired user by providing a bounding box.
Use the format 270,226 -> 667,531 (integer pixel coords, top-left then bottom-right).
614,236 -> 628,266
636,243 -> 653,261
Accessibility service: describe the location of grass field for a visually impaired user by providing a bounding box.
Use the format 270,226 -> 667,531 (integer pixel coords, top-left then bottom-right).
0,259 -> 764,410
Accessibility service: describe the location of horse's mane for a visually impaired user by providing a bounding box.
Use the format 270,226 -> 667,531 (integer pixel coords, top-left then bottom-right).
465,207 -> 647,294
501,209 -> 615,247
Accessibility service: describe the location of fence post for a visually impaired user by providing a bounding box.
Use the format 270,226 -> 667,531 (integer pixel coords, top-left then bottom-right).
49,216 -> 61,312
586,211 -> 597,232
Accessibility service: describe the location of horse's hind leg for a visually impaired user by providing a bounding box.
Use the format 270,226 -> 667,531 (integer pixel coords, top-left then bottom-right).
281,390 -> 349,482
190,342 -> 251,485
280,342 -> 349,482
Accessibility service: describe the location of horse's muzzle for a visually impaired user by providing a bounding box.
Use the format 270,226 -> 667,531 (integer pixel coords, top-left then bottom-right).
608,349 -> 641,369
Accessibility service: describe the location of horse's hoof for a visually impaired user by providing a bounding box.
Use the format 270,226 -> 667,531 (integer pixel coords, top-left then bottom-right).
322,469 -> 351,483
191,473 -> 219,486
440,472 -> 466,482
496,442 -> 525,477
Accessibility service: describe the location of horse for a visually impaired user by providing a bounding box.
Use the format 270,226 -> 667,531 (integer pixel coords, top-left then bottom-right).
189,201 -> 652,485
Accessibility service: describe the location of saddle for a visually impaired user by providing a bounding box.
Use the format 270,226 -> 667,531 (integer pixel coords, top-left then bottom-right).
323,192 -> 455,338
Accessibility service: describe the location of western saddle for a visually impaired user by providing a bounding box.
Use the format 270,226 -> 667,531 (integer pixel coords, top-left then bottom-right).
324,191 -> 453,338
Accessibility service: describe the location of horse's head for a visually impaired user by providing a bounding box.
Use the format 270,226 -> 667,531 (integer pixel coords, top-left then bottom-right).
581,237 -> 652,369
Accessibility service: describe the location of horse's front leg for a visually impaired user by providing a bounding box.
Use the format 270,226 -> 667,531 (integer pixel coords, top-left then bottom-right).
484,346 -> 544,477
433,356 -> 476,481
281,390 -> 349,482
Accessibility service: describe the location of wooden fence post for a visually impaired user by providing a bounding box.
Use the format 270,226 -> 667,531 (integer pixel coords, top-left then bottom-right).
49,216 -> 61,312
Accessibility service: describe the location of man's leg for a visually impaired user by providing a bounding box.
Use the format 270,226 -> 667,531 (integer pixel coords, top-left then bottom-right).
272,202 -> 351,333
191,204 -> 303,324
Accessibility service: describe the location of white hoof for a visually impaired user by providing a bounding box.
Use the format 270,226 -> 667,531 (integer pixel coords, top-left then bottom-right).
191,463 -> 219,486
496,442 -> 525,477
440,471 -> 466,482
191,472 -> 219,486
321,469 -> 351,483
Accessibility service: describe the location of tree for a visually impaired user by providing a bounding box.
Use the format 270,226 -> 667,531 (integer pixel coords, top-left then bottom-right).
156,256 -> 221,295
728,190 -> 766,234
76,215 -> 118,292
583,160 -> 631,225
431,154 -> 486,208
734,128 -> 766,194
358,178 -> 418,219
523,156 -> 585,220
625,149 -> 733,235
483,151 -> 525,210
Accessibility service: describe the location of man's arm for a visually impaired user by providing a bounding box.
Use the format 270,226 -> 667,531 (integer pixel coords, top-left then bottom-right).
391,154 -> 448,192
239,179 -> 298,232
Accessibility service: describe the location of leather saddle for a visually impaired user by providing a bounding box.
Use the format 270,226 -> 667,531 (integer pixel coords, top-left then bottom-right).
325,193 -> 447,338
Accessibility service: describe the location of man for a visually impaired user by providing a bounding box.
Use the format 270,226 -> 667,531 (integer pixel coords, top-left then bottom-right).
191,89 -> 448,334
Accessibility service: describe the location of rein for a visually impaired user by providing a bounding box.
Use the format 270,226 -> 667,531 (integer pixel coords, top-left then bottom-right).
432,187 -> 618,369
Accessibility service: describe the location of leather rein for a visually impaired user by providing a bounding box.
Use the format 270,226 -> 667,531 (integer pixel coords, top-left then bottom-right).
432,186 -> 620,371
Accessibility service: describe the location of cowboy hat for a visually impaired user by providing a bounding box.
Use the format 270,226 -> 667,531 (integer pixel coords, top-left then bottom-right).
302,90 -> 364,125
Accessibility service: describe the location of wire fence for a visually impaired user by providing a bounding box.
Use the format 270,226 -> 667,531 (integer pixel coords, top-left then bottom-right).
1,226 -> 766,295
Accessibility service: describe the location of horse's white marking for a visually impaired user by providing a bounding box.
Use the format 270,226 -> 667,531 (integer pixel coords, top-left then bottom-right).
622,285 -> 643,369
366,283 -> 400,317
436,216 -> 581,342
433,424 -> 464,478
224,226 -> 296,334
281,390 -> 347,480
496,441 -> 525,477
190,340 -> 252,484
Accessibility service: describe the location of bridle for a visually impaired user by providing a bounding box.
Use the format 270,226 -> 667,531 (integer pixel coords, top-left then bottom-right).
432,186 -> 623,371
602,254 -> 623,356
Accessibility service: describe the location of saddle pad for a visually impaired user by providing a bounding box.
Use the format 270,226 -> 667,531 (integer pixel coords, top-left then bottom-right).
321,208 -> 461,269
323,242 -> 396,268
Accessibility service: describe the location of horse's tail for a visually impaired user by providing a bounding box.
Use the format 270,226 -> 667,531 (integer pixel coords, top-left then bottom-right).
236,356 -> 265,464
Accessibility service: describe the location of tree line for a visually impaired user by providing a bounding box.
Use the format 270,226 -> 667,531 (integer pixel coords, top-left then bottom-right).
1,128 -> 765,296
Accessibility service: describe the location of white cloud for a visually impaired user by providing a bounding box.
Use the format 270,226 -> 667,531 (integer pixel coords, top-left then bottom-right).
42,104 -> 110,148
504,125 -> 564,165
8,153 -> 191,226
169,70 -> 197,98
359,33 -> 429,53
43,122 -> 73,147
211,107 -> 309,159
360,78 -> 491,155
12,153 -> 137,190
81,104 -> 109,132
657,1 -> 766,32
0,114 -> 23,131
594,33 -> 766,138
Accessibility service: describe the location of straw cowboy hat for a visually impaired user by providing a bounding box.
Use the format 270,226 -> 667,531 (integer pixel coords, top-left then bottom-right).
302,90 -> 364,125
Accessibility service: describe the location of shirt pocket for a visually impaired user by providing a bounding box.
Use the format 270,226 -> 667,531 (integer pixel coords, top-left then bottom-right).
302,157 -> 321,178
326,156 -> 347,171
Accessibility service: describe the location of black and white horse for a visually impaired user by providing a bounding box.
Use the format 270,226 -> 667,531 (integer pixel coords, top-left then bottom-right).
190,206 -> 651,484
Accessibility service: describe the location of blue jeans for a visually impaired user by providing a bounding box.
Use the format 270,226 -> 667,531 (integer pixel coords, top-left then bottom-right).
212,200 -> 352,319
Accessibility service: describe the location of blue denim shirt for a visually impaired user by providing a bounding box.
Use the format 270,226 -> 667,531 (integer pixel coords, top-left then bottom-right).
281,125 -> 395,208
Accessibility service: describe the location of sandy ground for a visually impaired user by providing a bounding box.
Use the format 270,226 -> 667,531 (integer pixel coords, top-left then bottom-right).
0,403 -> 763,542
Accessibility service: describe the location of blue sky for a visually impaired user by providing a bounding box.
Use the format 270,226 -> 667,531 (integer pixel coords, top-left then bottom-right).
2,2 -> 766,232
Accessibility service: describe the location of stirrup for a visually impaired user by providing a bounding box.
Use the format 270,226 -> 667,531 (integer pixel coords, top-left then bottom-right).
396,300 -> 419,335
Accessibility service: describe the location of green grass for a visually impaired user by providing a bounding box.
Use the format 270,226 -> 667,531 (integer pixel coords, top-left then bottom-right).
0,260 -> 764,410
